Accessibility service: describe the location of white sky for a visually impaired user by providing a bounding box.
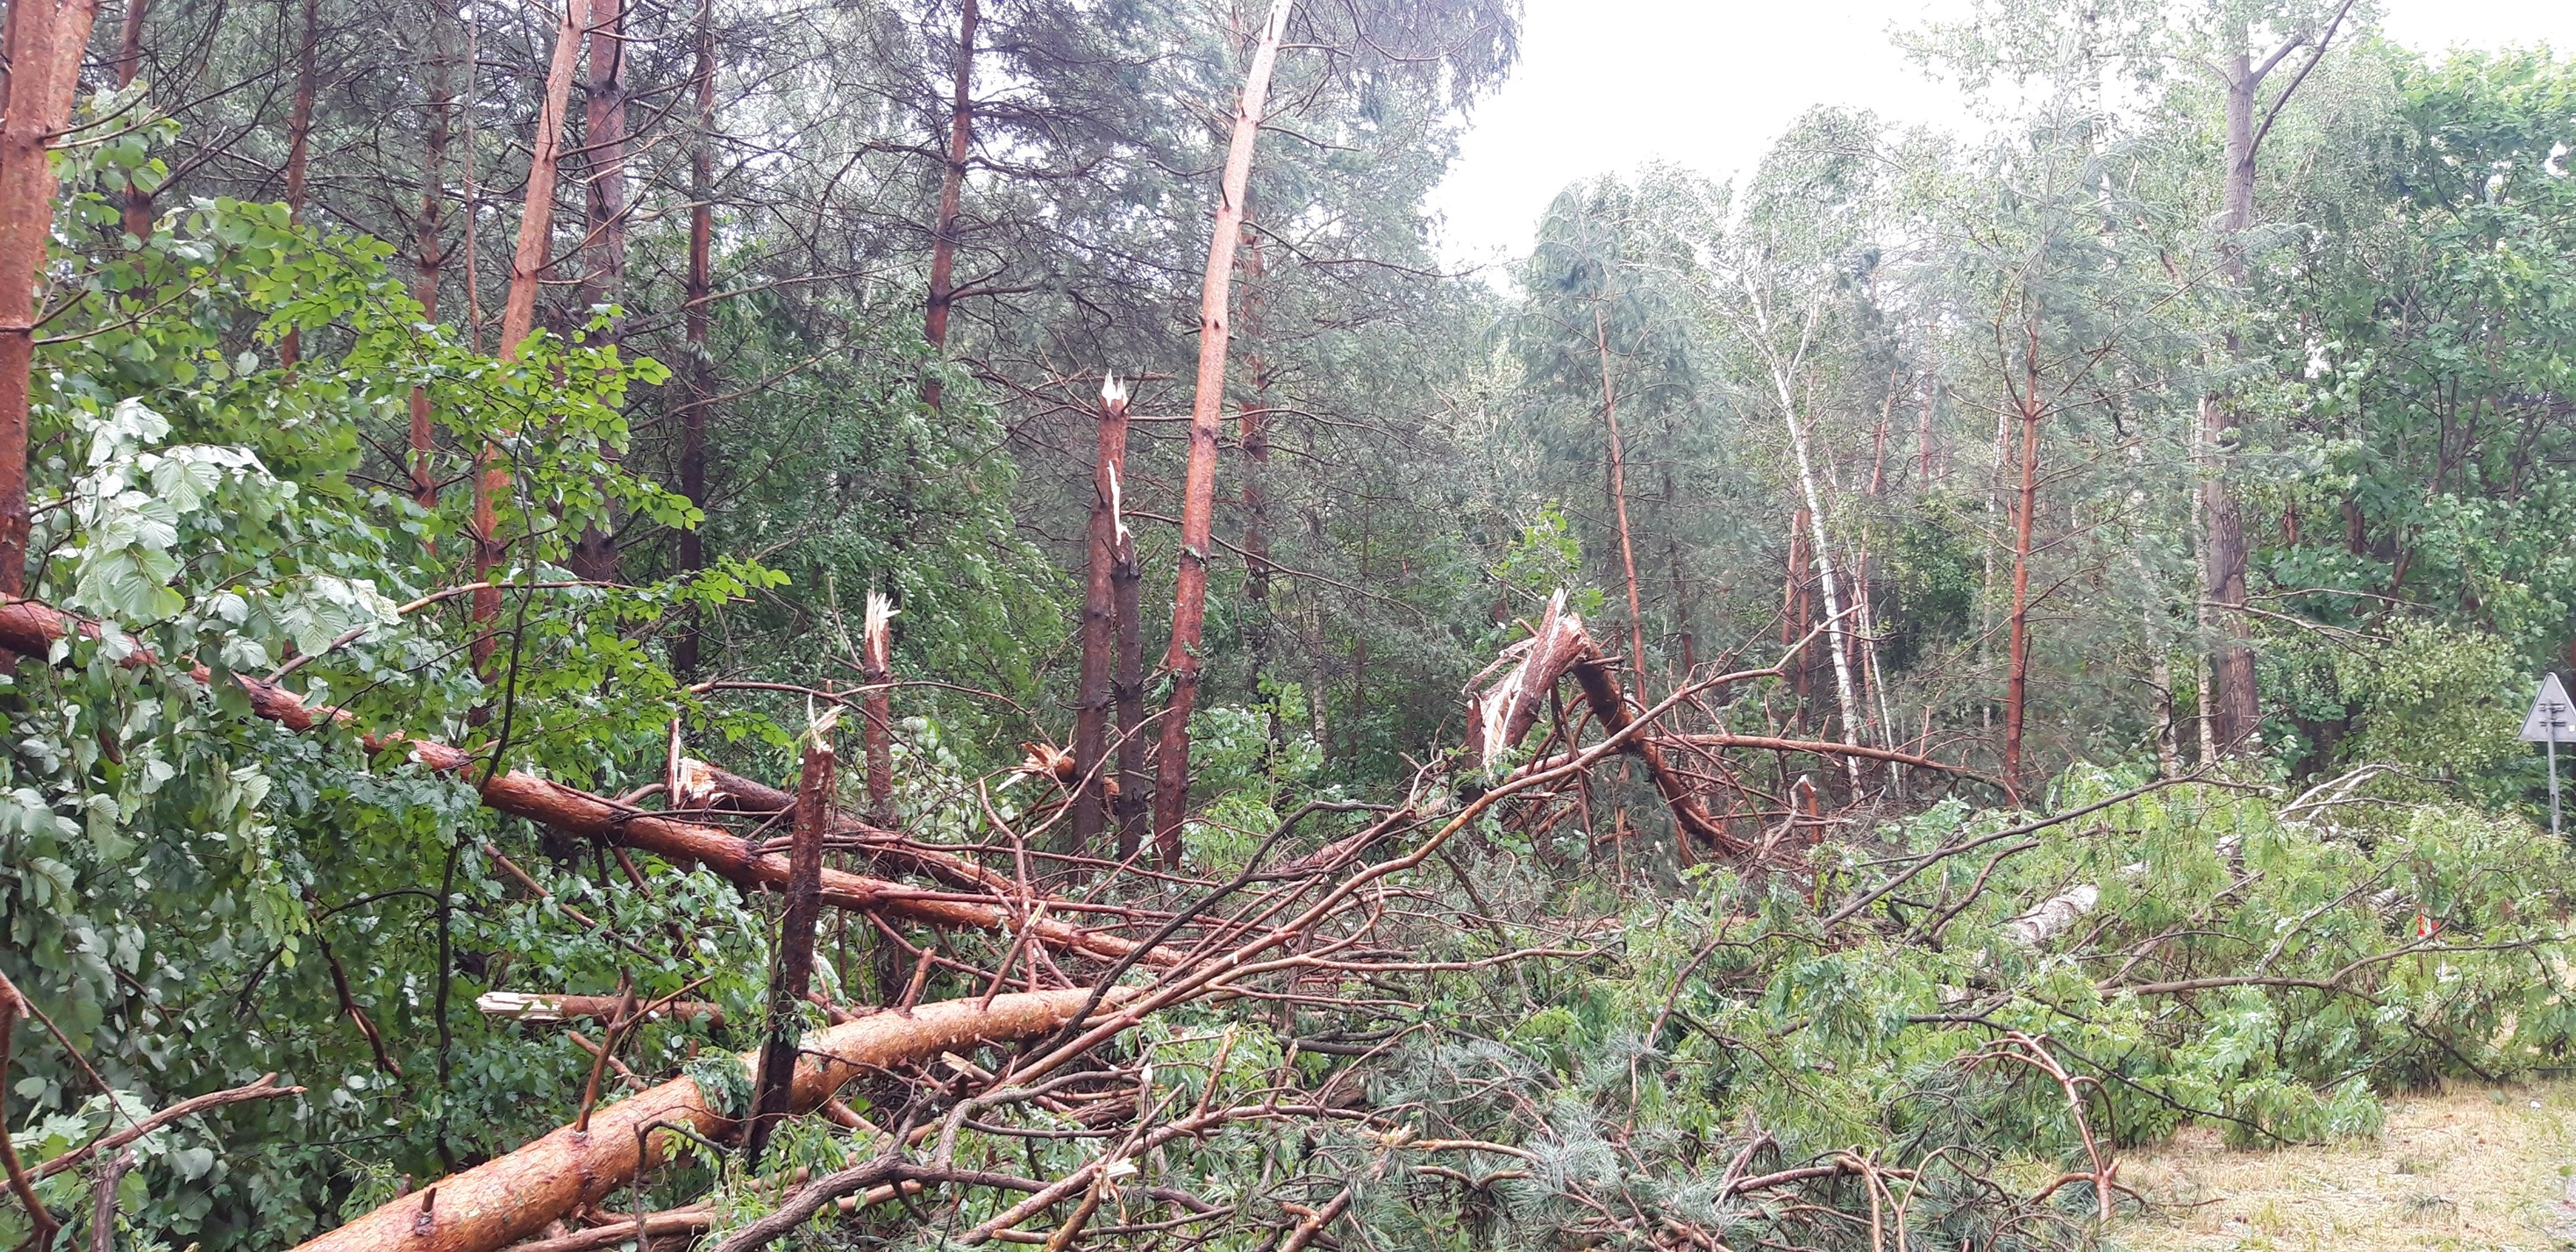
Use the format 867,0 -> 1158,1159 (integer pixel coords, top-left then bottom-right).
1428,0 -> 2576,268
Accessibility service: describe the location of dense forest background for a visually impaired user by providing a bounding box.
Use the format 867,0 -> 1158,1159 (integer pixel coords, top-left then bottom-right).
3,0 -> 2576,1247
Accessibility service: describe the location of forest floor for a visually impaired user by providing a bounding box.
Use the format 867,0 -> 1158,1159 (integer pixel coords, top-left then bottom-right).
2114,1078 -> 2576,1251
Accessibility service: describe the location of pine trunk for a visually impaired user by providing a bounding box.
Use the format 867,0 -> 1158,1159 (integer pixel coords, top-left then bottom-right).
471,0 -> 586,671
672,0 -> 715,675
279,0 -> 318,366
745,727 -> 832,1167
920,0 -> 976,407
410,5 -> 452,509
567,0 -> 626,582
114,0 -> 151,240
0,0 -> 107,596
1152,0 -> 1295,866
1595,303 -> 1650,704
1071,377 -> 1130,855
2002,329 -> 2043,799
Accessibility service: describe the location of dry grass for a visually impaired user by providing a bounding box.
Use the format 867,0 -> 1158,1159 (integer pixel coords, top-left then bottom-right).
2113,1079 -> 2576,1251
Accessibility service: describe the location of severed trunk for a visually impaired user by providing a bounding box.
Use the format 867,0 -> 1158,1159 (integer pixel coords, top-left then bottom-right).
745,724 -> 832,1167
292,989 -> 1125,1252
859,592 -> 896,824
919,0 -> 976,408
471,0 -> 587,672
672,0 -> 715,674
1070,376 -> 1130,854
565,0 -> 626,582
1111,488 -> 1148,862
0,0 -> 107,597
1152,0 -> 1295,867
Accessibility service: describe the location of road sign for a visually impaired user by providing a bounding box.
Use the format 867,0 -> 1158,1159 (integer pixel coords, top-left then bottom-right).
2523,673 -> 2576,742
2524,674 -> 2572,846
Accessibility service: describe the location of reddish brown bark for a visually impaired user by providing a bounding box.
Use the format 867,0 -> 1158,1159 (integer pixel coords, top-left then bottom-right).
1111,482 -> 1147,862
114,0 -> 151,240
472,0 -> 587,670
292,989 -> 1122,1252
0,0 -> 105,597
671,0 -> 715,675
278,0 -> 317,367
919,0 -> 976,407
859,592 -> 896,823
2002,325 -> 2043,799
1595,303 -> 1650,703
410,10 -> 453,510
1071,376 -> 1130,854
565,0 -> 626,582
1153,0 -> 1295,866
745,726 -> 831,1166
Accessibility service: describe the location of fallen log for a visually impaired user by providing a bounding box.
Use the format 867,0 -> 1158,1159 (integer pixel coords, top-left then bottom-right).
476,992 -> 723,1028
0,597 -> 1174,968
669,755 -> 1024,898
295,988 -> 1128,1252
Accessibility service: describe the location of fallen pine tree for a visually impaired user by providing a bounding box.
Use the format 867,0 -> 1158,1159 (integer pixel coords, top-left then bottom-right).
294,988 -> 1127,1252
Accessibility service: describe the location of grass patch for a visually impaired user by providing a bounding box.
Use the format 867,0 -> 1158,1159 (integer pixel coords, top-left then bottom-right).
2116,1080 -> 2576,1251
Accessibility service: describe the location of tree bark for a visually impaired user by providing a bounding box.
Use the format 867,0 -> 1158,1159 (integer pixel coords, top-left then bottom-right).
277,0 -> 318,366
745,724 -> 831,1167
0,0 -> 106,597
113,0 -> 150,240
859,591 -> 896,824
409,1 -> 453,510
671,0 -> 714,675
1153,0 -> 1295,866
2002,326 -> 2043,800
472,0 -> 586,671
566,0 -> 626,582
1071,376 -> 1129,854
1111,481 -> 1147,862
2199,4 -> 2355,755
2201,45 -> 2261,757
919,0 -> 975,408
291,990 -> 1124,1252
1238,224 -> 1274,739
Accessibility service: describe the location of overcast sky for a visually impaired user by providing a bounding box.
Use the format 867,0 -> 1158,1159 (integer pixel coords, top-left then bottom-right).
1426,0 -> 2576,269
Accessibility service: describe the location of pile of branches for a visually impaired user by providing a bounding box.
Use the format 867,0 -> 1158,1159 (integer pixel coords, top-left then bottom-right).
3,594 -> 2565,1252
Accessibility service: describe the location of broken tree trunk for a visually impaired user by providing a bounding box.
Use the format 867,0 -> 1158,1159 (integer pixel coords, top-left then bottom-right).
292,989 -> 1127,1252
1071,376 -> 1130,854
1152,0 -> 1297,868
746,719 -> 832,1166
1463,592 -> 1740,854
473,0 -> 588,671
0,0 -> 107,596
860,592 -> 896,824
0,598 -> 1174,968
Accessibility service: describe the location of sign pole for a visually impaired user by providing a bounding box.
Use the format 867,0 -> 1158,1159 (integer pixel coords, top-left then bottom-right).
2552,699 -> 2566,846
